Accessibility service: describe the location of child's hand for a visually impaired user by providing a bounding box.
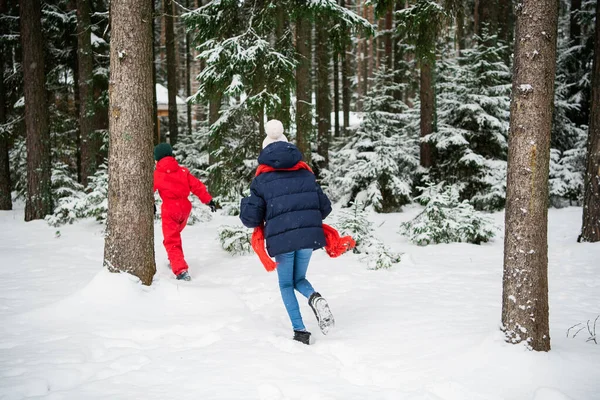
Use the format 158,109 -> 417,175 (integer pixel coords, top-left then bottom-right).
208,200 -> 218,213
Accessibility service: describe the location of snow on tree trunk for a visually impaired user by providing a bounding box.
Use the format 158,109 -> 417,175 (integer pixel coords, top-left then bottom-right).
20,0 -> 52,221
165,0 -> 179,145
580,0 -> 600,243
501,0 -> 558,351
104,0 -> 156,286
0,0 -> 11,211
316,16 -> 331,173
419,58 -> 434,168
77,0 -> 98,187
295,12 -> 312,164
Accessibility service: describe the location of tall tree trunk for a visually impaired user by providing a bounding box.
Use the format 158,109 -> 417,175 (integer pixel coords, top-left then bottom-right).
274,2 -> 291,130
208,92 -> 222,165
475,0 -> 498,39
105,0 -> 156,285
367,5 -> 374,89
498,0 -> 513,64
77,0 -> 97,187
0,0 -> 11,210
185,0 -> 192,135
498,0 -> 513,45
419,59 -> 434,168
164,0 -> 178,145
333,50 -> 340,138
456,5 -> 466,54
570,0 -> 582,45
384,4 -> 393,70
152,0 -> 159,144
580,0 -> 600,243
393,0 -> 404,101
295,10 -> 312,164
376,16 -> 385,69
316,16 -> 331,173
501,0 -> 558,351
341,0 -> 350,135
20,0 -> 52,221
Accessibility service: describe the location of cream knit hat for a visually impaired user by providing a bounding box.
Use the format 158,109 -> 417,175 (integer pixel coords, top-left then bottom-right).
262,119 -> 288,149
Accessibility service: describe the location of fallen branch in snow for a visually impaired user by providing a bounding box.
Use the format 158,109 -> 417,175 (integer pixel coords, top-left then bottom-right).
566,315 -> 598,344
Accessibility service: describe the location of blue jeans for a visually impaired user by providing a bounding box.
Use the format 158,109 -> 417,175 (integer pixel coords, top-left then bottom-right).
275,248 -> 315,331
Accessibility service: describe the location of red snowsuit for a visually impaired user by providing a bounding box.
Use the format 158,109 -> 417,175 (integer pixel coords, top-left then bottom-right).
153,156 -> 212,276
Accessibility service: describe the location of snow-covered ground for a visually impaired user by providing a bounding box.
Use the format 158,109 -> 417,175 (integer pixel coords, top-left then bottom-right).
0,203 -> 598,400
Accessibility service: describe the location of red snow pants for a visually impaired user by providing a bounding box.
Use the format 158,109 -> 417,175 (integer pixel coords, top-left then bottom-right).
161,200 -> 192,276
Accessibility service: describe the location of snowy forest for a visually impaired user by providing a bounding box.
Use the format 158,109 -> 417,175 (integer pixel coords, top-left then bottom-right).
0,0 -> 599,398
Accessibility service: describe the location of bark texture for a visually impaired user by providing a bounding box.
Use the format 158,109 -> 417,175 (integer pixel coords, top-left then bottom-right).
295,11 -> 312,164
316,16 -> 331,172
104,0 -> 156,285
165,0 -> 179,145
419,59 -> 434,168
20,0 -> 52,221
580,0 -> 600,243
77,0 -> 97,186
501,0 -> 558,351
0,0 -> 11,210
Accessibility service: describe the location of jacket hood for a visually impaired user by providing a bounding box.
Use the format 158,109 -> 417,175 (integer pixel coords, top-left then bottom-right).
155,156 -> 180,173
258,142 -> 303,169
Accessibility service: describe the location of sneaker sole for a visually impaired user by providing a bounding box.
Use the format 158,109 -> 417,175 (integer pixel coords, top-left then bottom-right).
313,297 -> 335,335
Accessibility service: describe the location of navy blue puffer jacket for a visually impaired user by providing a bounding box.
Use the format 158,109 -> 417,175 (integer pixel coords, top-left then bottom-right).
239,142 -> 332,257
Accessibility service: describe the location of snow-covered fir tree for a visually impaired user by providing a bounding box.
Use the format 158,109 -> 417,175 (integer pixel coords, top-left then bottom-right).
547,5 -> 590,206
335,202 -> 402,269
400,182 -> 497,246
430,31 -> 511,211
327,64 -> 418,213
218,225 -> 253,256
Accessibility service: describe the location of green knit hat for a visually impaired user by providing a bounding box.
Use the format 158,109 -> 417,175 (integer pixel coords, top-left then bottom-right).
154,143 -> 173,161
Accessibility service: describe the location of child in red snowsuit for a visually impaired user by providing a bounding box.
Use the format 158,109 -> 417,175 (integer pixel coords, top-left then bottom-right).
153,143 -> 216,281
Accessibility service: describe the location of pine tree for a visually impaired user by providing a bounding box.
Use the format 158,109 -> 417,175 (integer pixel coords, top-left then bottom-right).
20,0 -> 52,221
580,0 -> 600,242
501,0 -> 558,351
165,0 -> 179,145
336,202 -> 402,269
104,0 -> 156,285
76,0 -> 98,186
399,182 -> 497,245
396,0 -> 449,168
295,5 -> 313,162
327,64 -> 418,212
431,31 -> 511,211
0,0 -> 10,210
184,0 -> 370,194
